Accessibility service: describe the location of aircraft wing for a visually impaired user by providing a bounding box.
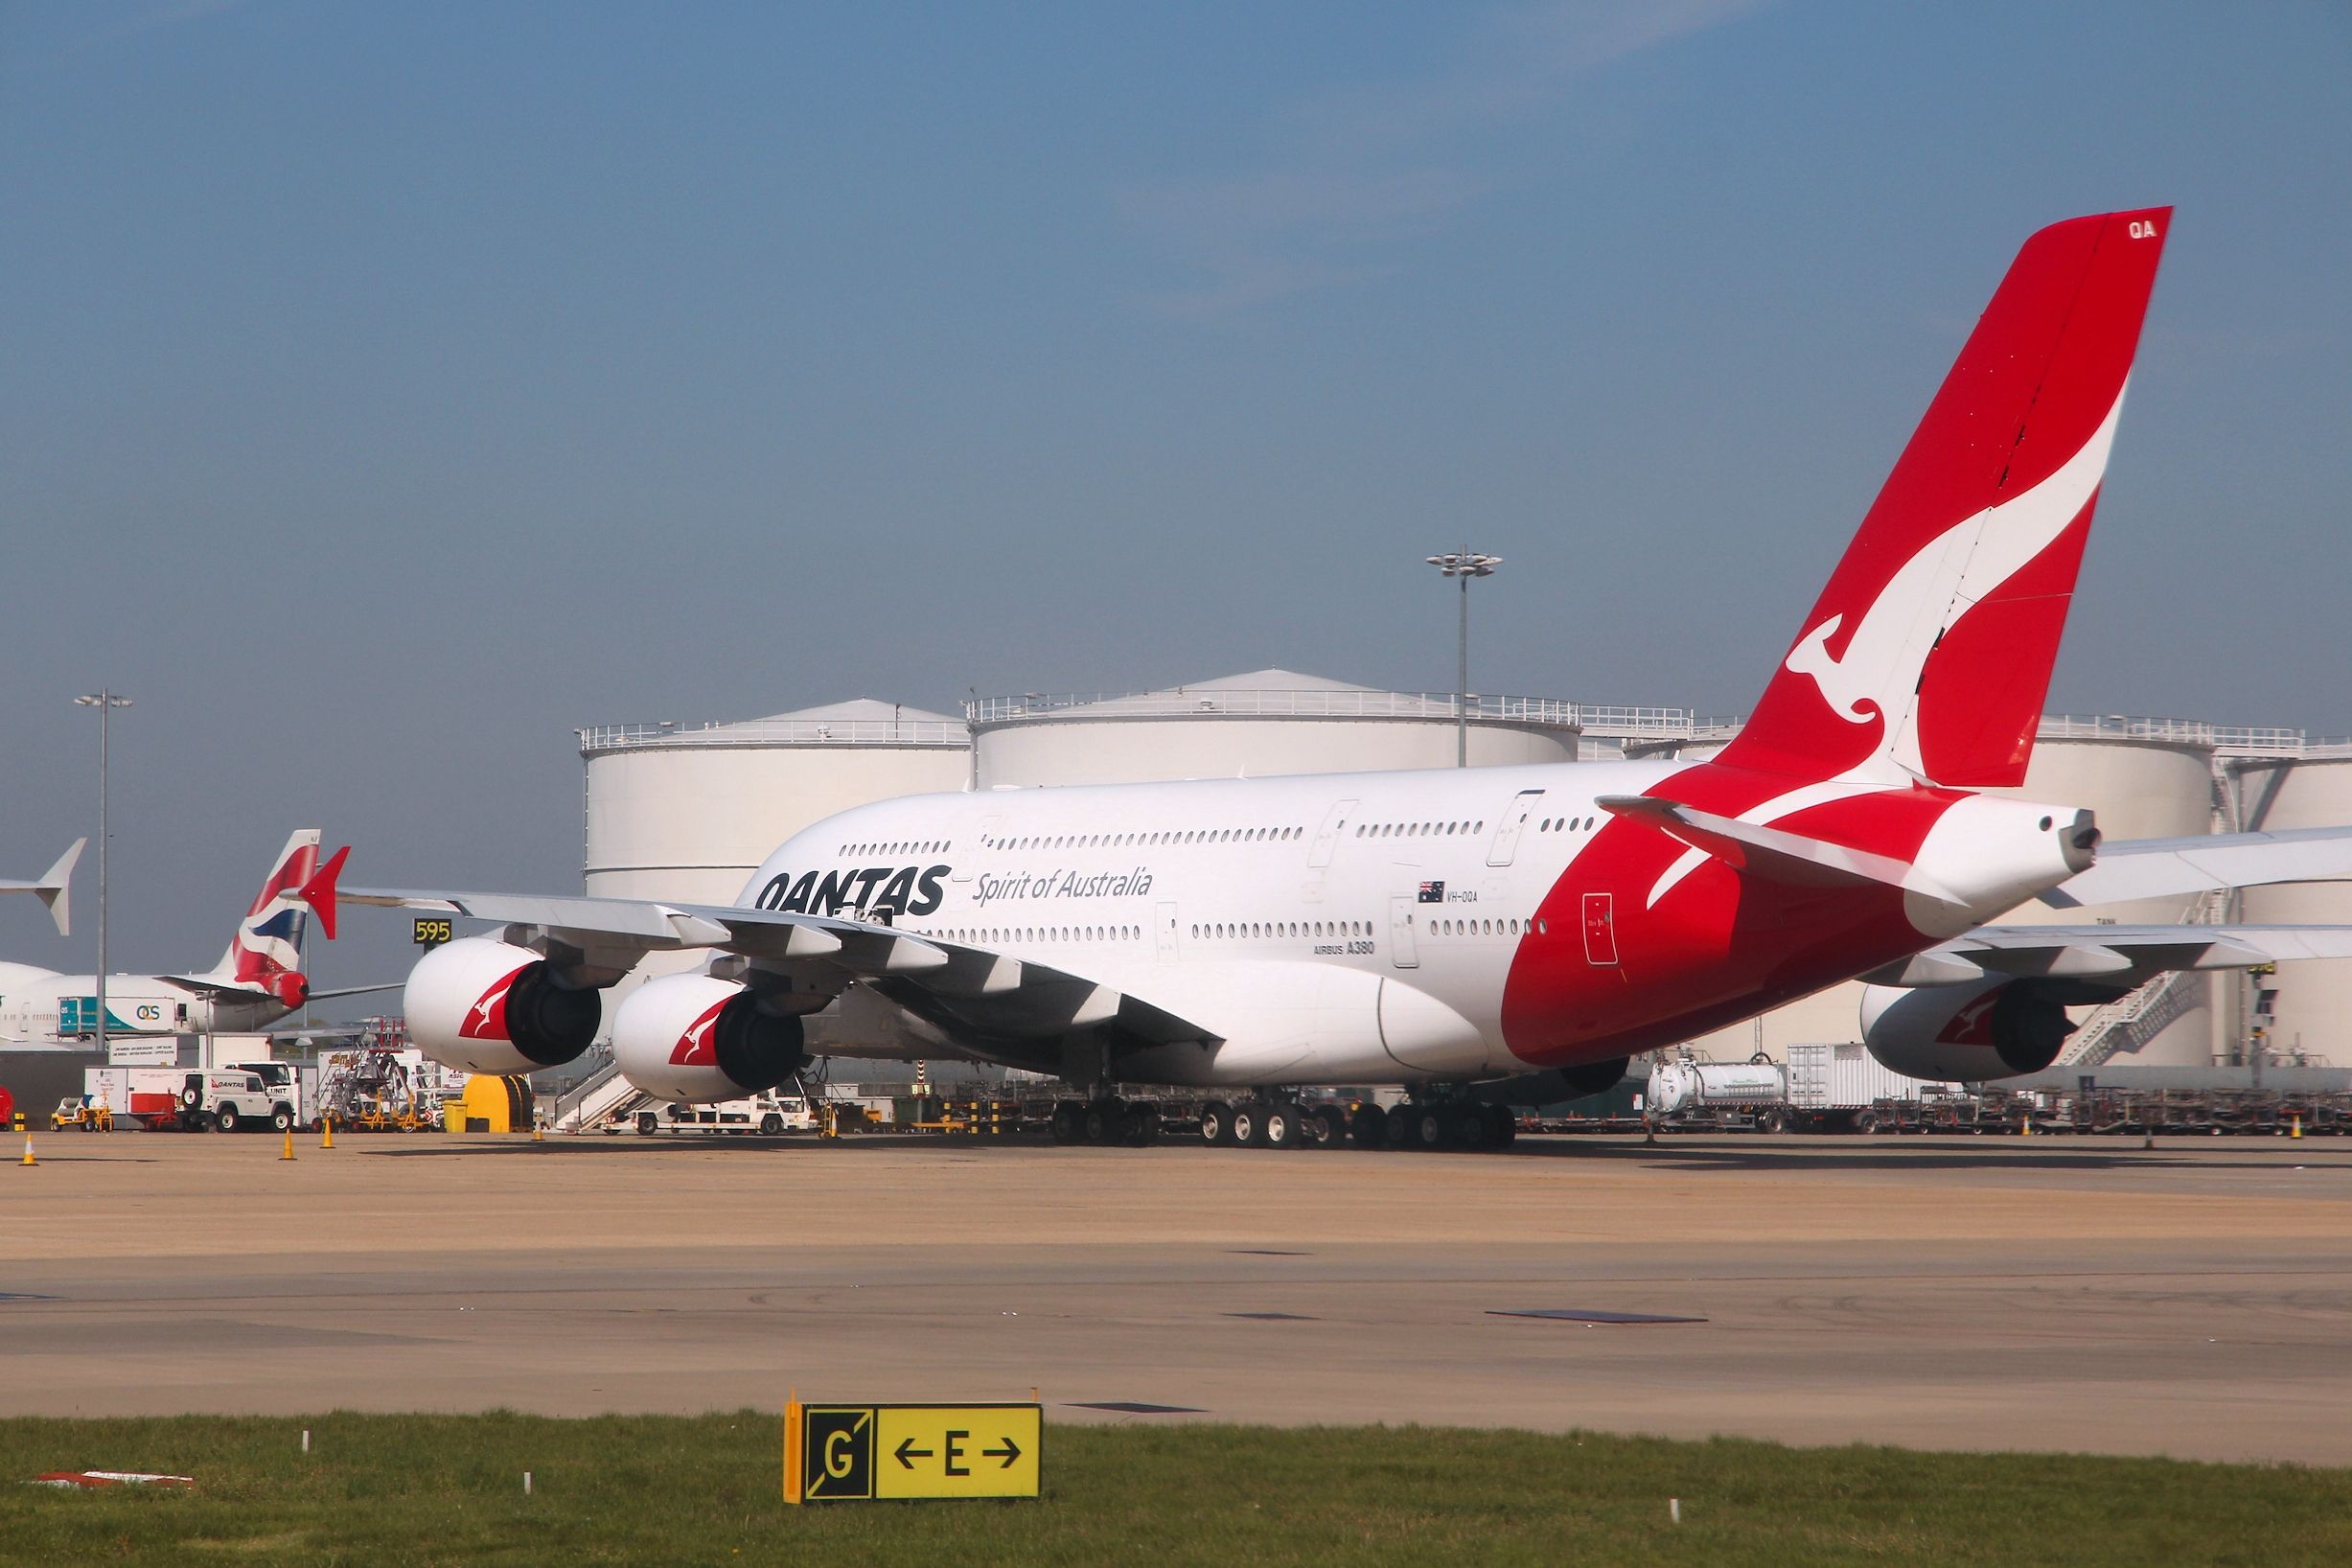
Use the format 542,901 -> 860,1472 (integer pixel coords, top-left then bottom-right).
345,887 -> 1220,1050
0,839 -> 84,935
2042,825 -> 2352,908
1864,924 -> 2352,987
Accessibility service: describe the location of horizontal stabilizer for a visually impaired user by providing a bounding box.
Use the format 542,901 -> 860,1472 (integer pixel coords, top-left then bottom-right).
2044,824 -> 2352,908
1596,796 -> 1966,911
0,839 -> 84,935
1862,924 -> 2352,987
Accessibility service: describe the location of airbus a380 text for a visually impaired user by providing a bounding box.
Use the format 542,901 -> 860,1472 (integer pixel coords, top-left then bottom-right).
361,207 -> 2352,1150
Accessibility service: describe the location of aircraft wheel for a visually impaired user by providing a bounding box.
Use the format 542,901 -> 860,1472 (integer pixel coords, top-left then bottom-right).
1233,1100 -> 1270,1147
1084,1099 -> 1119,1144
1385,1106 -> 1417,1149
1481,1103 -> 1517,1148
1305,1105 -> 1346,1148
1413,1107 -> 1448,1150
1199,1101 -> 1234,1146
1050,1103 -> 1081,1144
1121,1102 -> 1156,1145
1261,1102 -> 1301,1149
1349,1104 -> 1388,1148
1449,1106 -> 1488,1149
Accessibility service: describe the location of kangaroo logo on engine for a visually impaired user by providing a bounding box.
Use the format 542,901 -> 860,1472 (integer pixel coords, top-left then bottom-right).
754,864 -> 950,919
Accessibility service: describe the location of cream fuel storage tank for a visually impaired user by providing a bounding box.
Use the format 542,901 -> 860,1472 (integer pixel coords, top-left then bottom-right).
579,699 -> 971,908
2231,748 -> 2352,1067
969,670 -> 1581,788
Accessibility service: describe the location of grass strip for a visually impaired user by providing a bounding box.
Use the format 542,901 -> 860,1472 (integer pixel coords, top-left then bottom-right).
0,1413 -> 2344,1566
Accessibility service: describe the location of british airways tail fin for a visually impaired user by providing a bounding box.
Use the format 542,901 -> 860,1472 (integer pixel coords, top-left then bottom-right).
202,829 -> 324,1004
1718,208 -> 2171,788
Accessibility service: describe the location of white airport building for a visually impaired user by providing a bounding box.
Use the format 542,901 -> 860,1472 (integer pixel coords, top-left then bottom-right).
579,673 -> 2352,1072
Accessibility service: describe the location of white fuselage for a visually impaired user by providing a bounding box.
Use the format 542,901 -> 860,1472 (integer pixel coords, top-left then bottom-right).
0,963 -> 288,1049
737,760 -> 1672,1085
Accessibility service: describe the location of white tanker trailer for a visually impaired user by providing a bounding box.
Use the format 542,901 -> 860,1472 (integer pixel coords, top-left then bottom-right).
1648,1045 -> 1957,1131
1645,1058 -> 1788,1121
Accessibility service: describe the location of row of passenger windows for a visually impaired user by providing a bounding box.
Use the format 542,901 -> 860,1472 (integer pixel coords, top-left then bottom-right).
1356,819 -> 1483,839
983,827 -> 1303,851
1194,920 -> 1371,940
866,816 -> 1591,859
935,926 -> 1139,945
1431,918 -> 1529,936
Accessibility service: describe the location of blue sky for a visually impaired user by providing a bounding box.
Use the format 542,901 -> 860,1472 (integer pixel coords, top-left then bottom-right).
2,1 -> 2346,988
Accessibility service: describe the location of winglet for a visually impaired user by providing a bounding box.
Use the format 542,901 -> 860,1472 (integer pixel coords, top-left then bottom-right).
299,846 -> 349,942
37,838 -> 84,936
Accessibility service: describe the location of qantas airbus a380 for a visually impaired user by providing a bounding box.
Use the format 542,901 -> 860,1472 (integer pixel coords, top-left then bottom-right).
359,208 -> 2352,1149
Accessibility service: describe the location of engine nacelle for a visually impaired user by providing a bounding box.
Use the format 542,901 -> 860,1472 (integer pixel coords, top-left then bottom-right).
405,936 -> 602,1075
612,973 -> 807,1104
1860,978 -> 2077,1082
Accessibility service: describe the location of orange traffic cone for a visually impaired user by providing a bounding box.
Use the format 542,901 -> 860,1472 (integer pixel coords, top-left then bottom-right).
280,1128 -> 295,1162
20,1135 -> 35,1167
320,1116 -> 334,1149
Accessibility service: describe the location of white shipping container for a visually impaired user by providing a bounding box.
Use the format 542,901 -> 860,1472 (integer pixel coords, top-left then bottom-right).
1786,1042 -> 1952,1109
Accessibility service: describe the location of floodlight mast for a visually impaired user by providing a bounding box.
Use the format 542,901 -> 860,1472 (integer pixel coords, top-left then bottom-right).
73,692 -> 132,1063
1424,551 -> 1501,767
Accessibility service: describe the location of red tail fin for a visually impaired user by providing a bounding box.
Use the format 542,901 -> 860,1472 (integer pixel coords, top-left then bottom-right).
1720,208 -> 2170,787
300,845 -> 348,942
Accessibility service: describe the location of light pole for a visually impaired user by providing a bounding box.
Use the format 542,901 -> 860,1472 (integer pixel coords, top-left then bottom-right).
1424,550 -> 1501,767
73,692 -> 132,1063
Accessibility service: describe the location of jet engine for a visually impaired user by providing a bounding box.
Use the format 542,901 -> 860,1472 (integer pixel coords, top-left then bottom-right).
612,973 -> 807,1104
1860,977 -> 2085,1081
405,936 -> 603,1075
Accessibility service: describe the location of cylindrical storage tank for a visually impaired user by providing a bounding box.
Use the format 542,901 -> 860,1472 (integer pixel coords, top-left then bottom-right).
972,670 -> 1580,788
1678,720 -> 2218,1068
581,699 -> 970,906
2235,753 -> 2352,1069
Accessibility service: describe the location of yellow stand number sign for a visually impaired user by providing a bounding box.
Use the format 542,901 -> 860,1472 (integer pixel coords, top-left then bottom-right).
785,1398 -> 1041,1503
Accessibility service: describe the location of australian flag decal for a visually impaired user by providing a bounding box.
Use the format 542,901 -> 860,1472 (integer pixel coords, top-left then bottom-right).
1418,881 -> 1444,903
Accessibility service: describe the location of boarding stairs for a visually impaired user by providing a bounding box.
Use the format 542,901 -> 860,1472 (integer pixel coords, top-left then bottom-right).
2057,890 -> 2230,1070
552,1050 -> 649,1132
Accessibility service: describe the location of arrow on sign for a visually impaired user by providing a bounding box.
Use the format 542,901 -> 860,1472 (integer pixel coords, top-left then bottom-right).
893,1438 -> 934,1468
983,1436 -> 1022,1468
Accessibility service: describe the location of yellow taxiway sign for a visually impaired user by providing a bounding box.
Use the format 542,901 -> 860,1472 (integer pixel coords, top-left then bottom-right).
786,1399 -> 1041,1503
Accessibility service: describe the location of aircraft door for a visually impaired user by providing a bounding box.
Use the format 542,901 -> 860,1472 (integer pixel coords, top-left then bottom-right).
1388,893 -> 1420,969
1581,892 -> 1619,966
1309,799 -> 1358,869
1487,790 -> 1544,866
1155,901 -> 1179,961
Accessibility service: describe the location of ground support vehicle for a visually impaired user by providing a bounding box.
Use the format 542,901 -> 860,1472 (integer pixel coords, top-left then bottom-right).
631,1090 -> 819,1137
49,1096 -> 113,1133
173,1069 -> 300,1133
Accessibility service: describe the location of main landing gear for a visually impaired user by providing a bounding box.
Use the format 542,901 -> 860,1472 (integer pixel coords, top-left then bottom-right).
1199,1098 -> 1517,1152
1049,1097 -> 1160,1147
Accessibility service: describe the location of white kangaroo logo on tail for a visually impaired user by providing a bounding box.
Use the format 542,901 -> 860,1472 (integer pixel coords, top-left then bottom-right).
1784,384 -> 2129,778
